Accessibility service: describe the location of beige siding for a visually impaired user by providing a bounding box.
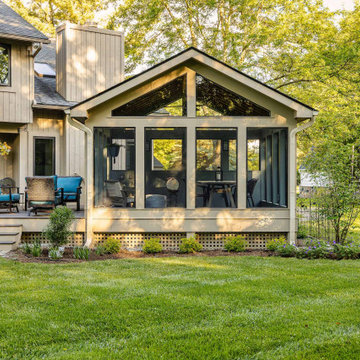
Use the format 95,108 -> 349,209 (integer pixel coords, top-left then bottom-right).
67,125 -> 85,177
0,41 -> 33,124
56,24 -> 124,102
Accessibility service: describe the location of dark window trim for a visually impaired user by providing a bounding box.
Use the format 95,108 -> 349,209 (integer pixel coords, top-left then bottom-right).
0,43 -> 11,87
33,136 -> 55,176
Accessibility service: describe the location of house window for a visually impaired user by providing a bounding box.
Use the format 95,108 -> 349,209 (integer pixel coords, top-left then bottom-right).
145,128 -> 186,208
0,44 -> 10,86
34,137 -> 55,176
94,128 -> 135,208
196,128 -> 237,208
247,128 -> 288,208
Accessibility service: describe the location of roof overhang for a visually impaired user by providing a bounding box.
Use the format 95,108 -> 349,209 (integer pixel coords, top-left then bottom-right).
70,47 -> 318,120
0,32 -> 50,44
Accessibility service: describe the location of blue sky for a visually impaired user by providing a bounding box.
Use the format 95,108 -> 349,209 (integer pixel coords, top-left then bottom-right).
323,0 -> 354,10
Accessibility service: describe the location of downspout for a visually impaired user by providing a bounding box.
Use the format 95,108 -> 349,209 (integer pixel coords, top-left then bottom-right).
65,110 -> 94,248
289,115 -> 316,244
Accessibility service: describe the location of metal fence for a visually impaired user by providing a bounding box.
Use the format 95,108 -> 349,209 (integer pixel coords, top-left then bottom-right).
297,199 -> 335,242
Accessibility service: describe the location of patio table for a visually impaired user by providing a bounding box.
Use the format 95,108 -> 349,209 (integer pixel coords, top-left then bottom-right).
196,180 -> 236,208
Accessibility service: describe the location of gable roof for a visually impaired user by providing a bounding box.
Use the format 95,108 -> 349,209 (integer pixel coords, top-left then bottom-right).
70,47 -> 318,119
0,1 -> 49,43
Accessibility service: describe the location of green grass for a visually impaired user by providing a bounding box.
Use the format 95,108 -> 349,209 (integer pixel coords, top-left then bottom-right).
1,257 -> 360,359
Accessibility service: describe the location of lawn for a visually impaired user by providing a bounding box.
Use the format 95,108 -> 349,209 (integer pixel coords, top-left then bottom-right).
1,256 -> 360,359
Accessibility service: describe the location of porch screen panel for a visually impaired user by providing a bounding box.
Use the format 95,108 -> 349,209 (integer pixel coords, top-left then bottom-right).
247,128 -> 288,208
94,128 -> 135,208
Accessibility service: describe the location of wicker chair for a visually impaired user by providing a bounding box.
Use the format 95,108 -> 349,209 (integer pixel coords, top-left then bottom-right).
25,177 -> 63,215
0,177 -> 20,213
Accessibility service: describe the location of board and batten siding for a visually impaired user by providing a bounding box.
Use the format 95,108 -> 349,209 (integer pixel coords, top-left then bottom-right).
0,41 -> 33,123
56,24 -> 124,102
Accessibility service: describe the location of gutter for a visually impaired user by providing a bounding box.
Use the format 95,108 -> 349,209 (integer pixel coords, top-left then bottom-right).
65,110 -> 93,248
289,115 -> 316,244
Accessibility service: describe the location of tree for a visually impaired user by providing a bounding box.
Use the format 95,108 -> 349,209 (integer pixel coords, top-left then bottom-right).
108,0 -> 336,75
4,0 -> 110,36
304,141 -> 360,244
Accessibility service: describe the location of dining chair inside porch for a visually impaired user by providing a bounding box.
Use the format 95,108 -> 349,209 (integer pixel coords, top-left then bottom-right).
247,178 -> 258,207
105,180 -> 134,207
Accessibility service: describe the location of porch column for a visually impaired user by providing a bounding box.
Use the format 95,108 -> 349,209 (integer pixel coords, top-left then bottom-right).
187,125 -> 196,209
136,126 -> 145,209
186,70 -> 196,118
18,126 -> 28,192
237,125 -> 247,209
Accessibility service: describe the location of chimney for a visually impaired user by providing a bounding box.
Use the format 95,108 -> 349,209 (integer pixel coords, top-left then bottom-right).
56,23 -> 124,102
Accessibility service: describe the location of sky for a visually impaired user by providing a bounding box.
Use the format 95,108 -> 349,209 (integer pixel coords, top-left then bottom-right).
323,0 -> 355,10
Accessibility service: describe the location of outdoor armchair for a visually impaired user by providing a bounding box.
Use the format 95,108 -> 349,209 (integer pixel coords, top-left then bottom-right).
0,177 -> 20,213
57,176 -> 83,211
25,176 -> 63,215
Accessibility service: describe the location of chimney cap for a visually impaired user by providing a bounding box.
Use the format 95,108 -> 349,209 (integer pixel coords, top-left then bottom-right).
85,20 -> 98,28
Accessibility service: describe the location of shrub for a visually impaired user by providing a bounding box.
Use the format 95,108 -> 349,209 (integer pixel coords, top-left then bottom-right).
143,238 -> 163,254
179,236 -> 202,254
21,242 -> 32,255
297,225 -> 307,239
95,245 -> 106,256
333,242 -> 360,259
303,239 -> 331,259
44,207 -> 74,248
224,236 -> 246,252
31,240 -> 42,257
266,236 -> 287,251
73,247 -> 90,260
275,243 -> 298,257
104,237 -> 121,254
48,247 -> 64,260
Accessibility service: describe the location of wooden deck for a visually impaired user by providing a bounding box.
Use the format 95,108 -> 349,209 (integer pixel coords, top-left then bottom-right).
0,210 -> 85,232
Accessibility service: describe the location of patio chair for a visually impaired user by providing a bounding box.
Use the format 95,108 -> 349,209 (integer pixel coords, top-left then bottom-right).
0,177 -> 20,213
25,176 -> 63,215
247,178 -> 258,207
105,180 -> 134,207
57,176 -> 83,211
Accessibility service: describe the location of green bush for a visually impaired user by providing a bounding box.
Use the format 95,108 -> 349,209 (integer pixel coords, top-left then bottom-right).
73,247 -> 90,260
143,238 -> 163,254
31,240 -> 42,257
95,245 -> 106,256
297,225 -> 307,239
44,207 -> 74,248
266,236 -> 287,251
333,242 -> 360,259
275,243 -> 298,257
224,236 -> 246,252
302,239 -> 331,259
179,236 -> 202,254
48,247 -> 63,260
104,237 -> 121,254
21,242 -> 32,255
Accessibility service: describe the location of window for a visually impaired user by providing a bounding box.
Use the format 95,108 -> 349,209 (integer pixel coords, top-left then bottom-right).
196,74 -> 270,116
152,139 -> 183,171
0,44 -> 10,86
94,128 -> 136,207
247,128 -> 288,208
247,140 -> 260,171
196,140 -> 221,171
34,137 -> 55,176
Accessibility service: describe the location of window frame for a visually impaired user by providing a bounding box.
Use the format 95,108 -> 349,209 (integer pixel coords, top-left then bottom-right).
33,136 -> 56,176
0,43 -> 11,87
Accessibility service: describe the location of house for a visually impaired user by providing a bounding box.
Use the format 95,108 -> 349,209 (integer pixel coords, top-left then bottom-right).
0,1 -> 318,250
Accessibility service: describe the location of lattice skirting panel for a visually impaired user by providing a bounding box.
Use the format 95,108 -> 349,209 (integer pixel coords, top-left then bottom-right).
93,232 -> 287,250
21,232 -> 85,247
93,232 -> 186,250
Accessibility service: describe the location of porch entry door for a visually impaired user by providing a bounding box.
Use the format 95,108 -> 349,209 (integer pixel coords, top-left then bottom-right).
145,128 -> 186,208
33,137 -> 55,176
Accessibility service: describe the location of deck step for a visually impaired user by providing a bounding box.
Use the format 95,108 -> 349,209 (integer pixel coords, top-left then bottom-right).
0,225 -> 22,253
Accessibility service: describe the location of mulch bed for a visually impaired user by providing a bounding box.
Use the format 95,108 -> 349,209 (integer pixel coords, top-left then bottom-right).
5,248 -> 273,263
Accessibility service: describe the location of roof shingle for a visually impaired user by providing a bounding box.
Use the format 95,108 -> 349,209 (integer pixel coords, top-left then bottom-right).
0,1 -> 49,42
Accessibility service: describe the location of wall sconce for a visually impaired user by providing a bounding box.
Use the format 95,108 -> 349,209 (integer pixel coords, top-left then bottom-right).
107,143 -> 120,163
